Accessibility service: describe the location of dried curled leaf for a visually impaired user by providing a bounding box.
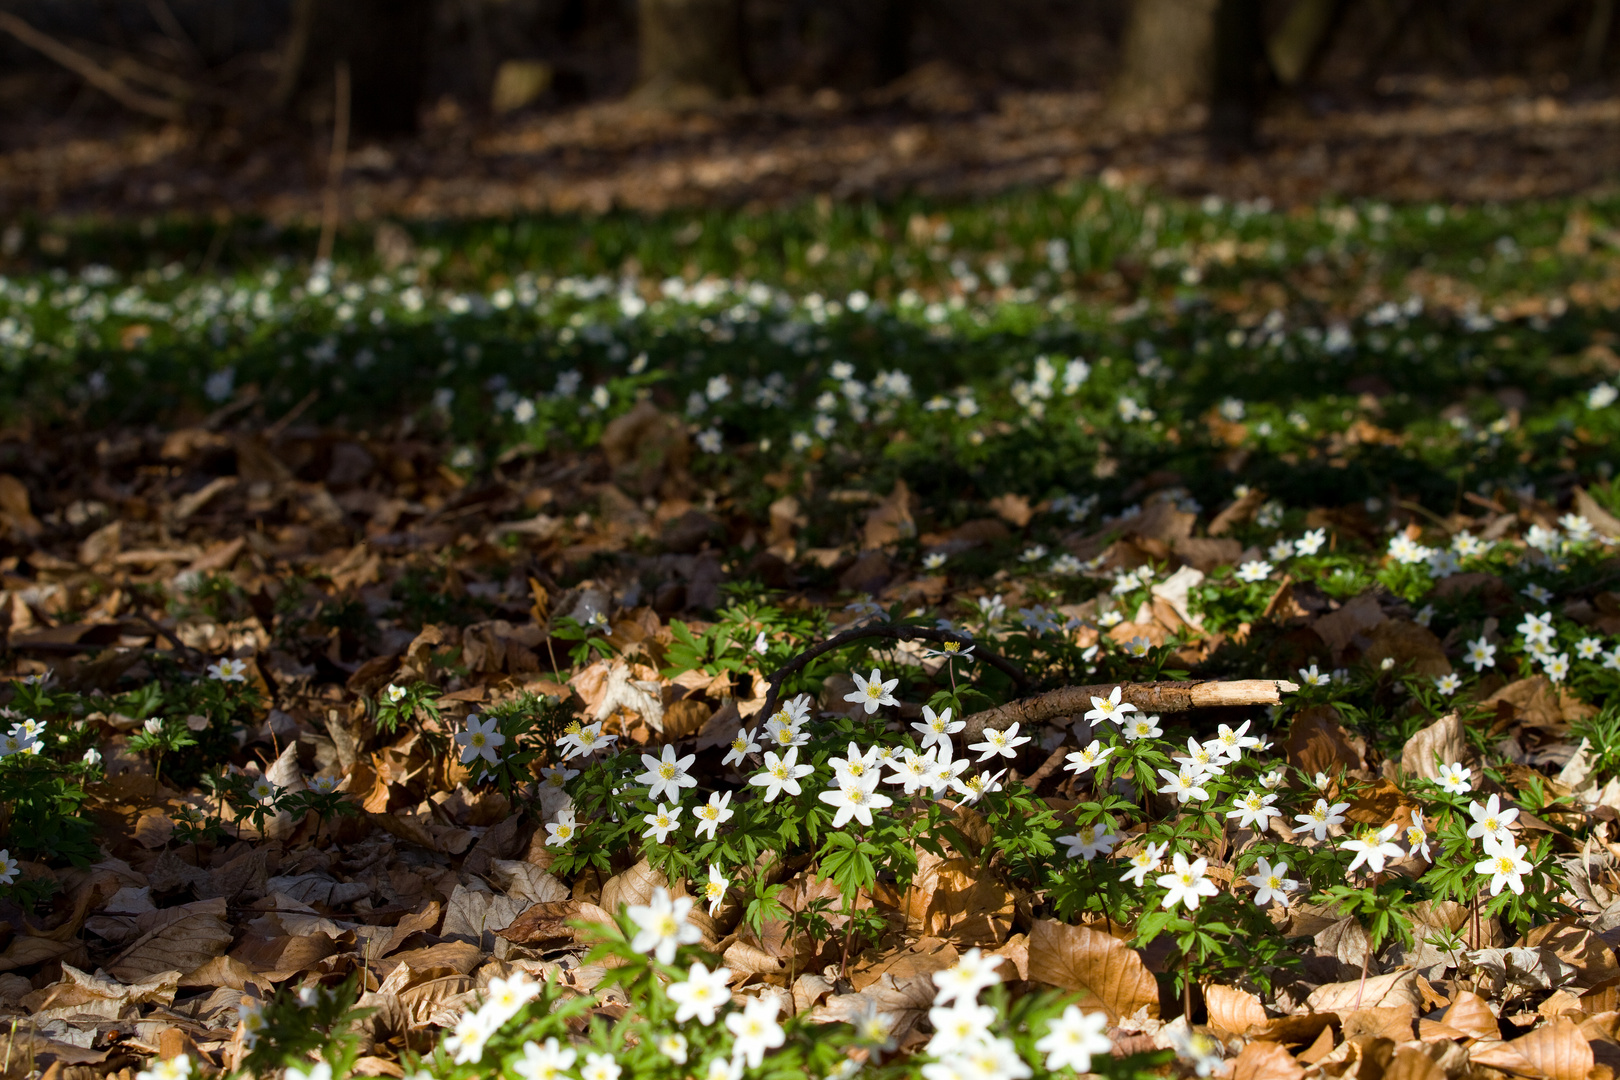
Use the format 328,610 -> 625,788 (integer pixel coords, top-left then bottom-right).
1401,712 -> 1466,781
1206,983 -> 1268,1037
1026,919 -> 1159,1022
1232,1039 -> 1305,1080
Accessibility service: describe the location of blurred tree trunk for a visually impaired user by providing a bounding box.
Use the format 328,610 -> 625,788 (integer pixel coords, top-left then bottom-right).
876,0 -> 915,85
1207,0 -> 1269,152
273,0 -> 432,136
633,0 -> 747,108
1267,0 -> 1348,86
1109,0 -> 1219,121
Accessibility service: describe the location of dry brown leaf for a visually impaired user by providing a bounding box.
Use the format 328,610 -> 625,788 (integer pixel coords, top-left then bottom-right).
498,901 -> 582,947
1527,920 -> 1620,989
1401,712 -> 1467,781
811,974 -> 937,1040
1026,919 -> 1160,1022
1306,970 -> 1419,1012
863,479 -> 916,548
1445,990 -> 1502,1040
902,853 -> 1014,946
1485,677 -> 1596,729
1206,983 -> 1269,1036
1312,592 -> 1386,655
1232,1039 -> 1305,1080
1507,1018 -> 1594,1080
599,858 -> 668,916
1285,705 -> 1366,775
1382,1046 -> 1447,1080
1342,1005 -> 1417,1043
1365,620 -> 1452,677
851,937 -> 960,990
107,900 -> 233,982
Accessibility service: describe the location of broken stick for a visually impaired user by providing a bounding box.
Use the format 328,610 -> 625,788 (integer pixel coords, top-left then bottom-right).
960,678 -> 1299,740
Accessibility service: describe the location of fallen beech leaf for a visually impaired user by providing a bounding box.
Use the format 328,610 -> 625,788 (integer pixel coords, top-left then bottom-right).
1206,983 -> 1269,1036
1507,1018 -> 1594,1080
107,901 -> 233,982
1232,1039 -> 1305,1080
1401,712 -> 1467,781
1311,592 -> 1386,655
1306,970 -> 1419,1012
812,973 -> 936,1039
1341,1005 -> 1417,1043
498,901 -> 582,947
1365,620 -> 1451,677
599,858 -> 668,916
1382,1046 -> 1447,1080
1445,990 -> 1501,1040
902,853 -> 1014,946
1026,919 -> 1160,1022
1284,705 -> 1365,775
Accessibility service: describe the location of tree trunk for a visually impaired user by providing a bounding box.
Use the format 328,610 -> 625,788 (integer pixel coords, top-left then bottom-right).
1108,0 -> 1220,122
273,0 -> 432,137
633,0 -> 747,108
1207,0 -> 1269,153
1267,0 -> 1348,86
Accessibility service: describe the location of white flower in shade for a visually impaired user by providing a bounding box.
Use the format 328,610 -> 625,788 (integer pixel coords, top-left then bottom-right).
750,748 -> 814,802
1157,763 -> 1212,804
1063,740 -> 1114,775
642,803 -> 682,843
1436,673 -> 1461,696
925,747 -> 970,794
911,707 -> 964,753
1056,824 -> 1119,860
1563,514 -> 1597,542
1157,852 -> 1219,911
1293,797 -> 1350,840
455,715 -> 506,765
1467,794 -> 1518,845
1437,762 -> 1472,794
968,723 -> 1030,762
285,1066 -> 332,1080
1577,637 -> 1604,660
1227,790 -> 1280,829
1295,528 -> 1327,556
657,1034 -> 689,1064
1122,713 -> 1163,741
248,778 -> 279,803
136,1057 -> 193,1080
1120,841 -> 1168,887
847,996 -> 897,1050
1415,604 -> 1436,627
1464,637 -> 1497,671
668,961 -> 734,1025
1298,664 -> 1331,687
693,790 -> 735,839
763,714 -> 808,751
1269,539 -> 1296,562
1406,810 -> 1431,861
1454,531 -> 1488,556
1245,857 -> 1298,907
1388,535 -> 1432,564
1524,583 -> 1554,605
512,1037 -> 576,1080
845,668 -> 900,714
581,1053 -> 621,1080
627,888 -> 702,963
725,996 -> 785,1068
1120,636 -> 1152,658
1518,612 -> 1556,646
1258,768 -> 1286,789
544,814 -> 578,847
1343,823 -> 1405,874
82,747 -> 101,767
636,744 -> 699,802
702,865 -> 729,916
1084,686 -> 1137,725
1236,560 -> 1272,583
1036,1006 -> 1112,1074
1544,652 -> 1571,683
1476,836 -> 1533,896
923,552 -> 948,570
384,683 -> 407,704
722,727 -> 760,768
143,718 -> 164,736
207,658 -> 248,682
819,779 -> 895,828
932,948 -> 1005,1004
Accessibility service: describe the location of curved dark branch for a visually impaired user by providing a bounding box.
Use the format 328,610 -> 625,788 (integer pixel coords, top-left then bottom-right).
758,623 -> 1027,723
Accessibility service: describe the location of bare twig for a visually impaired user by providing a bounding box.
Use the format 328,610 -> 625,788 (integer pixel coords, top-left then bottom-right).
960,678 -> 1299,740
0,13 -> 184,120
757,623 -> 1027,723
317,61 -> 352,267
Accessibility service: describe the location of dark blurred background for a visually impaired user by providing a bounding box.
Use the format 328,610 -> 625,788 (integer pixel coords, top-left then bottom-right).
0,0 -> 1615,219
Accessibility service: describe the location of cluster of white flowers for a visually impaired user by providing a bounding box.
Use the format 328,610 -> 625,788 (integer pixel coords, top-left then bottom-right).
0,716 -> 44,757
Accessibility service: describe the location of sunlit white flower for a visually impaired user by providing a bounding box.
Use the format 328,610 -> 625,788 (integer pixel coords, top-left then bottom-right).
627,888 -> 702,963
885,747 -> 937,795
136,1056 -> 192,1080
544,814 -> 578,847
1084,686 -> 1137,725
642,802 -> 683,843
845,668 -> 900,714
932,948 -> 1004,1004
820,779 -> 895,828
1157,763 -> 1212,804
1207,721 -> 1260,761
1476,836 -> 1532,896
657,1034 -> 689,1064
581,1053 -> 621,1080
968,723 -> 1030,762
1298,664 -> 1331,687
1518,611 -> 1556,646
1343,823 -> 1405,874
1037,1006 -> 1112,1074
1467,794 -> 1518,845
725,996 -> 785,1069
1406,810 -> 1431,861
1544,651 -> 1571,683
1227,790 -> 1280,830
722,727 -> 760,768
1245,857 -> 1297,907
207,658 -> 248,682
750,747 -> 813,802
443,1008 -> 497,1064
668,961 -> 734,1025
1464,637 -> 1497,671
1063,740 -> 1114,776
1056,824 -> 1119,861
1122,713 -> 1163,741
1120,841 -> 1168,887
1236,560 -> 1272,583
1293,797 -> 1350,840
702,865 -> 729,916
927,998 -> 997,1057
512,1036 -> 577,1080
1437,762 -> 1472,794
1435,673 -> 1461,696
694,790 -> 735,839
1577,637 -> 1605,660
637,744 -> 699,802
1295,528 -> 1327,556
1157,852 -> 1219,911
950,769 -> 1006,804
